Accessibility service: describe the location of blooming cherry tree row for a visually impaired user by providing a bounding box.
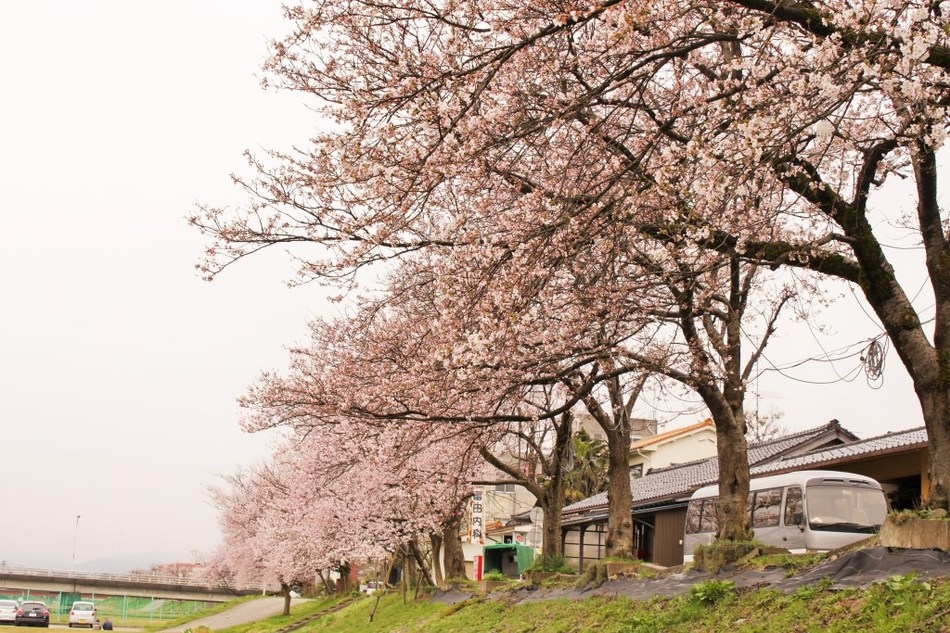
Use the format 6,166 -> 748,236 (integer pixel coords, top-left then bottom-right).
193,0 -> 950,554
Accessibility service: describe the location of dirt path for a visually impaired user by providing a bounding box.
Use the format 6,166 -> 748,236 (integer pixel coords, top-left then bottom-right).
157,598 -> 309,633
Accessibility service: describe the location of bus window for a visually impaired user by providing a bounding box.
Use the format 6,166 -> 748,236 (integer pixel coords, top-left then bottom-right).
807,484 -> 887,528
686,499 -> 703,534
699,499 -> 718,533
785,486 -> 803,527
751,488 -> 782,528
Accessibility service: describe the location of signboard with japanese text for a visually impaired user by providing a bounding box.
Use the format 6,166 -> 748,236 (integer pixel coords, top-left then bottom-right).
470,487 -> 484,544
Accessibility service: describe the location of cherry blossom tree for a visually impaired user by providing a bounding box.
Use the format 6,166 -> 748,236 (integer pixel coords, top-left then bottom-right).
241,374 -> 496,583
207,463 -> 326,614
746,408 -> 788,444
208,407 -> 487,599
192,1 -> 950,532
242,294 -> 582,559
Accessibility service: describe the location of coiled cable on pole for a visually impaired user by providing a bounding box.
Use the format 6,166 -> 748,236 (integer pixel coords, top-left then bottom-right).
863,338 -> 885,381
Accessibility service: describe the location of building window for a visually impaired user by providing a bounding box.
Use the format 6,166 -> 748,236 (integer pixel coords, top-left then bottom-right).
631,464 -> 644,478
494,483 -> 516,493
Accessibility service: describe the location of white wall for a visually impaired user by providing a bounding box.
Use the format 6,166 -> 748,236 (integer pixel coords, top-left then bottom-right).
630,429 -> 717,472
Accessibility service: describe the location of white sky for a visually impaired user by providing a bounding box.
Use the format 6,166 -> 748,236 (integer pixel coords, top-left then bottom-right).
0,1 -> 930,572
0,1 -> 327,571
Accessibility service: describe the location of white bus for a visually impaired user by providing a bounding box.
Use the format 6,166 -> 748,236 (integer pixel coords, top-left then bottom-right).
683,470 -> 888,562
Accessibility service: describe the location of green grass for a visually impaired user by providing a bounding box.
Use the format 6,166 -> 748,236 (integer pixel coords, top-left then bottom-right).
190,574 -> 950,633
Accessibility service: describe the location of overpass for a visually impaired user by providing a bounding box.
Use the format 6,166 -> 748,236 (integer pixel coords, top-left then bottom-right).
0,563 -> 265,603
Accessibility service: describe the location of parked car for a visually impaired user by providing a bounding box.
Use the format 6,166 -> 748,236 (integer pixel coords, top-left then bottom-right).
68,602 -> 96,628
359,580 -> 383,595
14,602 -> 49,627
0,600 -> 18,625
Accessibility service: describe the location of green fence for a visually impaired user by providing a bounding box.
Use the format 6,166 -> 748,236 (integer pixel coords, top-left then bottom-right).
0,591 -> 215,627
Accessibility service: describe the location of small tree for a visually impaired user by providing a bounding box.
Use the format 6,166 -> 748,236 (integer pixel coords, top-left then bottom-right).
564,429 -> 609,504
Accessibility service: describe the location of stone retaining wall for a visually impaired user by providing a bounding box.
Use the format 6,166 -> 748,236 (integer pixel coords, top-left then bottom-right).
878,514 -> 950,551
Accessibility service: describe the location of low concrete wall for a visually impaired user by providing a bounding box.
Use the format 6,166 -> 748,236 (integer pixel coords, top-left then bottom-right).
879,515 -> 950,551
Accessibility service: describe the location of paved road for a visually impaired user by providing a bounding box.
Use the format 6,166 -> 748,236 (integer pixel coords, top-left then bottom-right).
157,597 -> 309,633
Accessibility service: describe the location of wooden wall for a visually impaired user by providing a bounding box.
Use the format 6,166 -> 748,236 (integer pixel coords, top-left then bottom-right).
653,507 -> 687,567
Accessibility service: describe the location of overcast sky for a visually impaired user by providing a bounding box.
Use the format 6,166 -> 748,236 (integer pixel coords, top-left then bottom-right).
0,1 -> 328,571
0,1 -> 932,572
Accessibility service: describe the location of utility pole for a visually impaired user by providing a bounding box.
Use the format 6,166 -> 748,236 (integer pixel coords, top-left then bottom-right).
71,515 -> 80,569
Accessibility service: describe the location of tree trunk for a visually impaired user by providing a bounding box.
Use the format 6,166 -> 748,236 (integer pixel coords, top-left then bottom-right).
541,501 -> 563,562
316,570 -> 334,595
402,544 -> 410,604
336,562 -> 352,594
713,416 -> 752,541
916,383 -> 950,509
429,532 -> 444,587
440,511 -> 467,581
908,148 -> 950,511
776,143 -> 950,511
577,372 -> 640,559
280,582 -> 291,616
409,539 -> 434,587
603,426 -> 634,557
536,411 -> 572,559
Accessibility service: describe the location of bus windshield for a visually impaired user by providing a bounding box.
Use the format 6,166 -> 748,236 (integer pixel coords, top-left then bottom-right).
806,484 -> 887,531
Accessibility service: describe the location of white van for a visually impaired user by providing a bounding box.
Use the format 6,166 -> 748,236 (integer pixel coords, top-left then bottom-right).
683,470 -> 888,562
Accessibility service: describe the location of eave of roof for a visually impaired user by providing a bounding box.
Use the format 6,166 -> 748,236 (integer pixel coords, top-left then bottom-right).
629,418 -> 714,451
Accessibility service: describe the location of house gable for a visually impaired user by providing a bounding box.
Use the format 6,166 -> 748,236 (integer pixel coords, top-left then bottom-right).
629,418 -> 717,475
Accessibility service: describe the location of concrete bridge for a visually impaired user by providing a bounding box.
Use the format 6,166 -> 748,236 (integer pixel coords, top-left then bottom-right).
0,564 -> 264,603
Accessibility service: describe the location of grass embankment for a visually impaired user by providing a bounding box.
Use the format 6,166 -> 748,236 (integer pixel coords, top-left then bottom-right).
195,570 -> 950,633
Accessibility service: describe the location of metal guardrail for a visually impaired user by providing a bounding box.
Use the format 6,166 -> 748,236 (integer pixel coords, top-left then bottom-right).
0,562 -> 264,593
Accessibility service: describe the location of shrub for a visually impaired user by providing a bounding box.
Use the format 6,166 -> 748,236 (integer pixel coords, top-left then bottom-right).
890,507 -> 949,524
574,563 -> 611,590
689,579 -> 736,605
527,554 -> 575,574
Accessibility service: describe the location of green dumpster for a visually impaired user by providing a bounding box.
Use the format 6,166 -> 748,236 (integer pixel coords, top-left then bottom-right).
483,543 -> 534,578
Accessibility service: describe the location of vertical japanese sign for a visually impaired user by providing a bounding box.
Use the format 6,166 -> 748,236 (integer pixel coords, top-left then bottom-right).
470,487 -> 484,544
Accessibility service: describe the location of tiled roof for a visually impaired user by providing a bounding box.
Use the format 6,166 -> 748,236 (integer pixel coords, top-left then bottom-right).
752,426 -> 927,476
745,419 -> 857,464
630,418 -> 714,450
562,420 -> 872,518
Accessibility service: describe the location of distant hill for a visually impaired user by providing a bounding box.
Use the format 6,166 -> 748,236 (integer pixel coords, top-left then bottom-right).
2,551 -> 190,574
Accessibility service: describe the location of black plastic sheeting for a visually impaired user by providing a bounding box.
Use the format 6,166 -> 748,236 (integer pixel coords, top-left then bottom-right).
781,546 -> 950,591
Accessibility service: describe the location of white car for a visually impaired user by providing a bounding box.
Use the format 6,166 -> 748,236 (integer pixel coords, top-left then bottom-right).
68,602 -> 97,628
0,600 -> 17,624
